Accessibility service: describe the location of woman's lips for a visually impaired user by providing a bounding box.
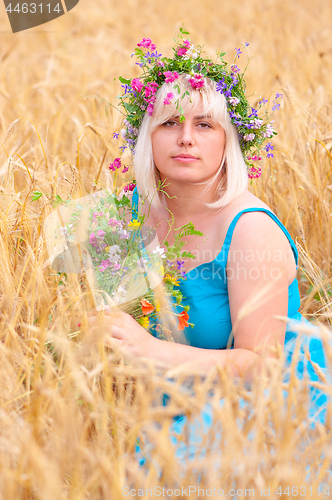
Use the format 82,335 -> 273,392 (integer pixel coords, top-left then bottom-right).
172,154 -> 199,163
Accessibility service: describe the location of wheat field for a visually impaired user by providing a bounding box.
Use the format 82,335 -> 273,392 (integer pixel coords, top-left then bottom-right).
0,0 -> 332,498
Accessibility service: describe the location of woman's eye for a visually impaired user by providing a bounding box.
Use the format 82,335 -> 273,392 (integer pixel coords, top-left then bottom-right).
163,120 -> 177,127
198,122 -> 212,128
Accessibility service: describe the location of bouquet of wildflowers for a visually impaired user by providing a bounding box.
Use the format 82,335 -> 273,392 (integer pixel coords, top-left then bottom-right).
44,186 -> 203,339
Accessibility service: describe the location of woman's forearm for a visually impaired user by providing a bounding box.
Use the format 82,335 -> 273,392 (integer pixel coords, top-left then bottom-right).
147,337 -> 263,383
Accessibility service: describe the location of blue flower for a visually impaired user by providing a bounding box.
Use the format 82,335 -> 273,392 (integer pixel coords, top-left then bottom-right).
119,145 -> 127,152
267,152 -> 274,158
224,89 -> 232,98
272,101 -> 280,111
245,42 -> 249,47
113,132 -> 119,139
275,92 -> 283,99
135,62 -> 144,68
259,98 -> 268,105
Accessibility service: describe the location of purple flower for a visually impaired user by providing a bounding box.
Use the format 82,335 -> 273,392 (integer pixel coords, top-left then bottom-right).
231,65 -> 240,73
272,101 -> 280,111
264,142 -> 274,152
248,107 -> 258,118
235,47 -> 242,58
275,93 -> 283,99
267,152 -> 274,158
245,42 -> 249,47
113,132 -> 119,139
216,78 -> 227,93
177,260 -> 184,270
121,84 -> 132,95
119,145 -> 127,152
259,98 -> 268,105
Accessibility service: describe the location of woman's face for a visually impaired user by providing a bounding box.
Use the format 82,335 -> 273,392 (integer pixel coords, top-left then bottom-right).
151,104 -> 226,186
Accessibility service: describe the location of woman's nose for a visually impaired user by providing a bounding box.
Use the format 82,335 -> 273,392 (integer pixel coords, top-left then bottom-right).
177,124 -> 194,146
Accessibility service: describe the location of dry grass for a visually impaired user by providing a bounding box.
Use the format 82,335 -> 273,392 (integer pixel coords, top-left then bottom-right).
0,0 -> 332,497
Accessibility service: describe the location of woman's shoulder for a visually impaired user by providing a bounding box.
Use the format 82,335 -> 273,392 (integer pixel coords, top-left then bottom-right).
226,191 -> 294,264
226,190 -> 272,214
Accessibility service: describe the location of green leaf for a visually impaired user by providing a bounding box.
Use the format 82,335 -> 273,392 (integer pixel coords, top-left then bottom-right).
180,27 -> 190,35
31,191 -> 42,201
119,76 -> 131,85
52,195 -> 63,208
173,84 -> 180,94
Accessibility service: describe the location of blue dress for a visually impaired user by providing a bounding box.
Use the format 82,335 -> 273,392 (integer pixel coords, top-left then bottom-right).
131,186 -> 332,475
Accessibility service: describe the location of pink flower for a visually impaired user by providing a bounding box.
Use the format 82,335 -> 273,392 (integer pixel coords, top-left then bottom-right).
122,166 -> 129,173
188,74 -> 205,89
248,166 -> 262,179
89,232 -> 97,246
108,218 -> 121,226
131,78 -> 143,93
109,158 -> 122,171
147,103 -> 154,116
163,92 -> 174,106
144,84 -> 157,99
163,71 -> 179,83
177,47 -> 188,57
113,262 -> 121,270
137,38 -> 156,51
97,230 -> 105,239
92,211 -> 103,222
99,259 -> 111,272
124,183 -> 136,192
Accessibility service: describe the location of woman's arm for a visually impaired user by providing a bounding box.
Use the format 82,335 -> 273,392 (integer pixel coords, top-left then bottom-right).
87,211 -> 293,383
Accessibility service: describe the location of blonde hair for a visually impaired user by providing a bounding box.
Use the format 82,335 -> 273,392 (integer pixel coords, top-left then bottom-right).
133,74 -> 248,210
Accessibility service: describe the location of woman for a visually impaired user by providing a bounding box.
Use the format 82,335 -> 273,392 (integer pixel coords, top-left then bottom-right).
88,33 -> 331,468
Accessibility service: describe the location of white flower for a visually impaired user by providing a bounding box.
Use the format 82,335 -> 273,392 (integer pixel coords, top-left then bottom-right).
228,97 -> 240,106
263,124 -> 275,138
243,133 -> 255,141
108,244 -> 120,255
120,129 -> 127,138
137,257 -> 148,272
152,246 -> 166,258
118,229 -> 129,240
251,119 -> 263,129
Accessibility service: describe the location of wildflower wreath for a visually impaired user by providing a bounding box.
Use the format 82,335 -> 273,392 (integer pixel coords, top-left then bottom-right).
114,27 -> 282,179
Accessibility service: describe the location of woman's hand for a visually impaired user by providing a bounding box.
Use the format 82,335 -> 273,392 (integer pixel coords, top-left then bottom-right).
87,308 -> 157,359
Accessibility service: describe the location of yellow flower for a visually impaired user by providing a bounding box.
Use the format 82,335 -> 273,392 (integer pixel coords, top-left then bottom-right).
140,316 -> 150,329
154,299 -> 161,312
163,273 -> 180,286
105,246 -> 110,253
128,219 -> 141,230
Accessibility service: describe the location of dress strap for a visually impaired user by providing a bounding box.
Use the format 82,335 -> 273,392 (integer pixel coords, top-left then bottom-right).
131,185 -> 139,220
222,208 -> 299,269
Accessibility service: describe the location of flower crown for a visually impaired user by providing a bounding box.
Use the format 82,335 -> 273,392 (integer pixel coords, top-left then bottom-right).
115,28 -> 282,179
